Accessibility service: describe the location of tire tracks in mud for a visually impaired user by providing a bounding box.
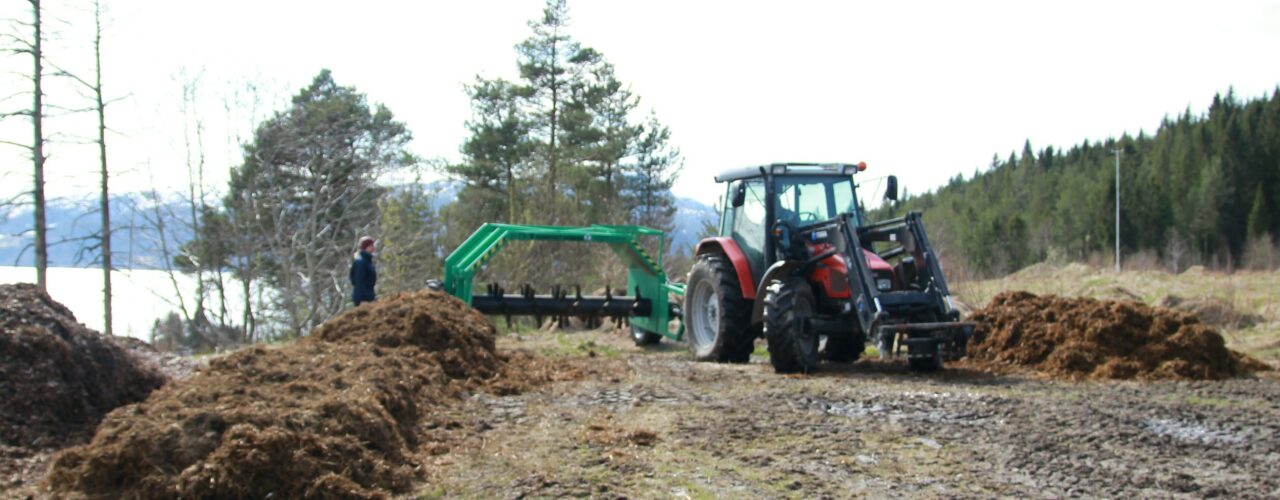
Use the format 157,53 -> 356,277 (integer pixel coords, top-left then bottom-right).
434,344 -> 1280,498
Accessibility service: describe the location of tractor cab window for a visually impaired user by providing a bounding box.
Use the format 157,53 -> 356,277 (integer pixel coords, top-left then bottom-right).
731,179 -> 768,283
775,176 -> 856,225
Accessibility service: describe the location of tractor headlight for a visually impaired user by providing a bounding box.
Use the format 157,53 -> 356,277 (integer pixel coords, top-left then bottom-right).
876,278 -> 893,291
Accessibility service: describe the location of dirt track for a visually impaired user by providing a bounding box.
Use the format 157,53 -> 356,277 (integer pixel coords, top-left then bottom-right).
423,329 -> 1280,498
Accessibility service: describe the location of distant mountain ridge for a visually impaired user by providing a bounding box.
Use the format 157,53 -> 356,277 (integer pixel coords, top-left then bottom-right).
0,195 -> 191,270
0,188 -> 718,270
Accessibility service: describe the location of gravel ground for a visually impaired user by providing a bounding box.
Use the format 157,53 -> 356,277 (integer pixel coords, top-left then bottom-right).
422,330 -> 1280,498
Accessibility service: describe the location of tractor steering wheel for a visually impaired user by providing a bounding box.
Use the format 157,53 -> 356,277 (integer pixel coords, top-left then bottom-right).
798,211 -> 821,224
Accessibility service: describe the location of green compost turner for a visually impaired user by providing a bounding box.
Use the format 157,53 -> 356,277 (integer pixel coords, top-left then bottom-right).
441,223 -> 685,340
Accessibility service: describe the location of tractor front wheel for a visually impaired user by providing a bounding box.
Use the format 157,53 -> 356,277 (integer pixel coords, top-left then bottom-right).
684,254 -> 754,363
763,276 -> 819,373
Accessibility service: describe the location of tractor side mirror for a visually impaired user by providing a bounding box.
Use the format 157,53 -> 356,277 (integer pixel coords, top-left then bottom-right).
885,175 -> 899,202
731,182 -> 746,208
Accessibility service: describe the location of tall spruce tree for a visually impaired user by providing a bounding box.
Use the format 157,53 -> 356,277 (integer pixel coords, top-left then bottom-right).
1247,185 -> 1271,239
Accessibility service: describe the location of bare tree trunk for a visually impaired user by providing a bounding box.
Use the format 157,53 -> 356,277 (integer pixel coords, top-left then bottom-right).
92,0 -> 113,336
30,0 -> 47,291
179,75 -> 208,323
506,162 -> 515,223
241,272 -> 254,341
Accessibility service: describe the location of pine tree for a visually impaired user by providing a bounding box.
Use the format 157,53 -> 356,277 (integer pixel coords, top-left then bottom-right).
1247,185 -> 1271,239
516,0 -> 579,204
224,69 -> 414,336
452,77 -> 533,224
444,0 -> 682,289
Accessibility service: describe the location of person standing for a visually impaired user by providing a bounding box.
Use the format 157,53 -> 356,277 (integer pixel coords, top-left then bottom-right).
350,236 -> 377,306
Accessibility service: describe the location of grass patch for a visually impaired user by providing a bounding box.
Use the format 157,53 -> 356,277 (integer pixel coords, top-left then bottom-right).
542,332 -> 621,358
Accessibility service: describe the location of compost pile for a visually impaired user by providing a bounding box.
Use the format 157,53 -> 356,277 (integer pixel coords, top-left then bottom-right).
46,289 -> 503,499
0,283 -> 166,451
1156,294 -> 1265,330
967,291 -> 1268,380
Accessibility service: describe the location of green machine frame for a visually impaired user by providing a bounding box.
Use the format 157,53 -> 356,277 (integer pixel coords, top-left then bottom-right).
442,223 -> 685,340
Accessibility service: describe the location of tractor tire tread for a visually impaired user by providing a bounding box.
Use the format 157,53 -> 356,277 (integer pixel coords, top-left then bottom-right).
763,277 -> 818,374
685,254 -> 755,363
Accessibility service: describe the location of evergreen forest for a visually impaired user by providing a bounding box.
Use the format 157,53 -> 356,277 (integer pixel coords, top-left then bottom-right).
878,89 -> 1280,277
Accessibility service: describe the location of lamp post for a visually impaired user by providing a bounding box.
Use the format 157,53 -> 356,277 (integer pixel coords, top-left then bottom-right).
1112,148 -> 1122,273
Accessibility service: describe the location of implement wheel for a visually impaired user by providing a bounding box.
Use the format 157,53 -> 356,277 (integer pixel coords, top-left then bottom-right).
631,325 -> 662,346
684,254 -> 754,363
908,341 -> 944,372
763,276 -> 819,374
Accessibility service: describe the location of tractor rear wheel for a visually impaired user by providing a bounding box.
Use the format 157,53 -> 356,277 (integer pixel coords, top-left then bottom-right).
763,276 -> 819,373
684,254 -> 754,363
631,325 -> 662,346
822,331 -> 865,363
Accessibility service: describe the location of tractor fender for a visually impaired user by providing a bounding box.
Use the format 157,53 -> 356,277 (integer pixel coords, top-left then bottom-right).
750,259 -> 806,324
694,237 -> 756,299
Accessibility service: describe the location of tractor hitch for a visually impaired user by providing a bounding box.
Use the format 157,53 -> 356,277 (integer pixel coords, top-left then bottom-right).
878,321 -> 975,363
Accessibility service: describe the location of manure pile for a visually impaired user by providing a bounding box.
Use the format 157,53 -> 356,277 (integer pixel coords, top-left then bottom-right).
968,291 -> 1268,380
46,290 -> 503,499
0,283 -> 166,451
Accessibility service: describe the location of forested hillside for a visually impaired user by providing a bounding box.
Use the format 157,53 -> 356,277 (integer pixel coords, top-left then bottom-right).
879,89 -> 1280,277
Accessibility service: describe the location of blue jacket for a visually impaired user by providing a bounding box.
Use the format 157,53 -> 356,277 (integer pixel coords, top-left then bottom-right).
349,251 -> 377,302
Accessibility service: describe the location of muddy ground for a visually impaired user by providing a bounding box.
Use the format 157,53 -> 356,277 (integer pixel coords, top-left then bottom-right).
6,284 -> 1277,498
420,328 -> 1279,499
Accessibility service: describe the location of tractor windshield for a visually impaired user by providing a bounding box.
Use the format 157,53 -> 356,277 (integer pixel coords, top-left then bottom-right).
775,176 -> 857,225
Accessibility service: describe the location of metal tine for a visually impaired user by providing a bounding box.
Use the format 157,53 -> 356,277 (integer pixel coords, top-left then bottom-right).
553,285 -> 566,328
561,286 -> 570,328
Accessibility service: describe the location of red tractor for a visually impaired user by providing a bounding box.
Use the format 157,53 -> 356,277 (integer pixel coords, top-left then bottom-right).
684,162 -> 971,373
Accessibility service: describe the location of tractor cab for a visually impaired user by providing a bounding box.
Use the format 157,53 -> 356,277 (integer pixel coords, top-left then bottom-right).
688,162 -> 971,373
712,163 -> 871,287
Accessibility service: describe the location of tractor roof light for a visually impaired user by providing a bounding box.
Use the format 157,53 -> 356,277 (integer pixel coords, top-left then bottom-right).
838,162 -> 867,175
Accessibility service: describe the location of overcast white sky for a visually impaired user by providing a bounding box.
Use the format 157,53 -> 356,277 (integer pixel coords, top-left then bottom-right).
3,0 -> 1280,208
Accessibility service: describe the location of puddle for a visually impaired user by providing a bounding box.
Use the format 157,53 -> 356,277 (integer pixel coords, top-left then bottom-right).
802,392 -> 1009,426
564,385 -> 687,411
1143,418 -> 1246,445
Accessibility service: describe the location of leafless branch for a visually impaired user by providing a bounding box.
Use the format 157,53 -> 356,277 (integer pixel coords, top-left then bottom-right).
0,90 -> 28,103
45,60 -> 92,89
0,139 -> 33,149
43,103 -> 96,115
